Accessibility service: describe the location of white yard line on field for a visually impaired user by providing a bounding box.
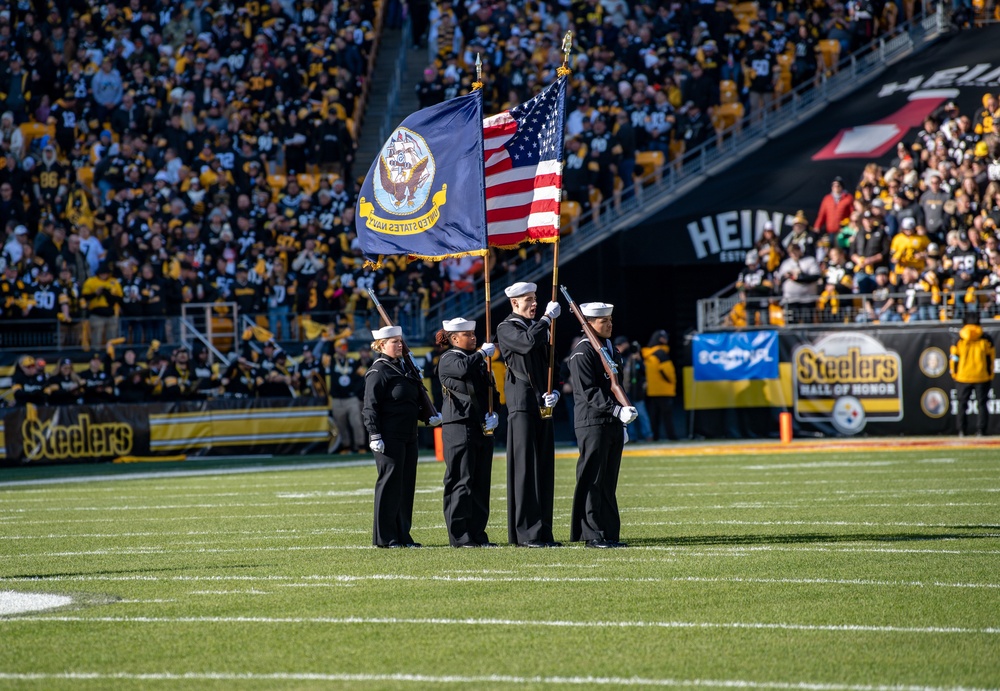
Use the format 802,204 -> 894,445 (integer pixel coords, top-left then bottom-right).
9,540 -> 1000,559
0,672 -> 992,690
666,576 -> 1000,589
0,459 -> 381,488
276,575 -> 660,585
631,519 -> 1000,529
3,573 -> 997,590
3,615 -> 998,635
630,545 -> 1000,555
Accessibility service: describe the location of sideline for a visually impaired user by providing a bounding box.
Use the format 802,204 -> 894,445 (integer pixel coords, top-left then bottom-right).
2,437 -> 997,488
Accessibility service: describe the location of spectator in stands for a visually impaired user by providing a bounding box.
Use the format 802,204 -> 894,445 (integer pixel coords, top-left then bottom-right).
737,248 -> 773,326
45,357 -> 83,406
775,241 -> 822,324
850,211 -> 891,293
814,176 -> 854,235
9,355 -> 47,406
920,171 -> 951,241
946,231 -> 984,320
82,262 -> 123,347
2,224 -> 28,265
742,34 -> 776,122
80,351 -> 114,403
857,267 -> 900,322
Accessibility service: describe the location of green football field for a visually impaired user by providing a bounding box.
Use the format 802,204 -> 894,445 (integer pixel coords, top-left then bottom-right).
1,441 -> 999,690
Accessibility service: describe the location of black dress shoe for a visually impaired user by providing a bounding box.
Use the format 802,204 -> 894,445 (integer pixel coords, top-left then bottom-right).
480,542 -> 499,548
519,540 -> 549,548
585,539 -> 615,549
377,541 -> 405,548
609,540 -> 629,548
405,542 -> 422,548
455,542 -> 480,548
547,541 -> 563,547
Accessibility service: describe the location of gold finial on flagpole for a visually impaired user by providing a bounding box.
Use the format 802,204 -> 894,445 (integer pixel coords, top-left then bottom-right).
557,31 -> 572,77
472,52 -> 484,91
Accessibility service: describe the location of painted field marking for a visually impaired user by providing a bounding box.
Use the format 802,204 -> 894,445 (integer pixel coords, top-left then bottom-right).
9,539 -> 1000,559
3,573 -> 997,590
0,672 -> 995,690
4,615 -> 998,635
0,591 -> 72,616
0,672 -> 992,689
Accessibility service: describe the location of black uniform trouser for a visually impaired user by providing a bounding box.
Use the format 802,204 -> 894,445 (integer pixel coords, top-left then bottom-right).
506,410 -> 555,544
442,421 -> 495,546
957,381 -> 992,435
570,423 -> 625,542
372,437 -> 419,546
647,396 -> 677,441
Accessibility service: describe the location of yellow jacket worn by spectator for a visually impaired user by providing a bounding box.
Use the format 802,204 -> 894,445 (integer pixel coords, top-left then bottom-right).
950,319 -> 995,384
82,271 -> 124,316
643,330 -> 678,441
643,340 -> 677,397
950,313 -> 996,437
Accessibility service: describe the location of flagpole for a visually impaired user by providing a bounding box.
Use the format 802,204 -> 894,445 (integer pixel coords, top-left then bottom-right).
546,32 -> 573,401
473,54 -> 496,424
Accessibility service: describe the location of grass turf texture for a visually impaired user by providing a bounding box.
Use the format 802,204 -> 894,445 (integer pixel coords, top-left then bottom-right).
1,444 -> 998,690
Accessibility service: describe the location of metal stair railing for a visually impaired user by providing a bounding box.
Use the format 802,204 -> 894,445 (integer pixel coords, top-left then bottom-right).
376,17 -> 413,149
179,302 -> 239,363
425,6 -> 949,326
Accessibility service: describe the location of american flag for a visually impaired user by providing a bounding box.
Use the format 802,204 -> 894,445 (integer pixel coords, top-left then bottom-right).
483,77 -> 567,248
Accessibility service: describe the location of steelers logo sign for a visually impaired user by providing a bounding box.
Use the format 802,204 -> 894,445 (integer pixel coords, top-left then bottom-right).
831,396 -> 867,435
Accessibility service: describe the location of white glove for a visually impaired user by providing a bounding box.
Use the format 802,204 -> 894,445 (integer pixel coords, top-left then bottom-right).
369,438 -> 385,454
623,428 -> 630,445
542,390 -> 560,408
544,301 -> 561,319
617,406 -> 638,424
479,342 -> 496,358
484,412 -> 499,431
428,413 -> 443,427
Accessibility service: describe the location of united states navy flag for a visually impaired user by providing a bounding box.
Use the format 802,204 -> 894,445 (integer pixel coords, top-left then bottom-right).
356,91 -> 487,267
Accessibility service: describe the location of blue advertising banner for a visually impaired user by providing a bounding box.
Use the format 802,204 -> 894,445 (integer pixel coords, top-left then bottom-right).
693,331 -> 779,381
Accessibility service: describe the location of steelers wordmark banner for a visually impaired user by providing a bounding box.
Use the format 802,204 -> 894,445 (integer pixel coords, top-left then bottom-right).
685,327 -> 1000,438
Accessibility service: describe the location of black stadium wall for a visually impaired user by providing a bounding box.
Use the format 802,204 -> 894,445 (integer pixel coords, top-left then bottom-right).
532,27 -> 1000,347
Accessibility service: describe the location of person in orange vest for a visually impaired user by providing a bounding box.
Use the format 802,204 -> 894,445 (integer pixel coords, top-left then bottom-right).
950,312 -> 996,437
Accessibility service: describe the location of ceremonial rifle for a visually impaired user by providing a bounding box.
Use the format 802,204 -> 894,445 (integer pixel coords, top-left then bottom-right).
559,285 -> 632,409
366,288 -> 439,420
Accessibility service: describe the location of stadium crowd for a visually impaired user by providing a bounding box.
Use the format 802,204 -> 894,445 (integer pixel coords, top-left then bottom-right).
417,0 -> 912,220
732,95 -> 1000,326
7,333 -> 360,404
0,0 -> 923,353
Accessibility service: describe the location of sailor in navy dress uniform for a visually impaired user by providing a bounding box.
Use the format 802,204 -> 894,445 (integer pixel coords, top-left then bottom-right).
567,302 -> 637,548
363,325 -> 442,548
494,281 -> 563,548
436,317 -> 500,547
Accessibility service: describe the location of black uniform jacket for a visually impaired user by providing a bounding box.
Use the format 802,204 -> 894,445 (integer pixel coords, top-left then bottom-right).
438,347 -> 492,424
363,356 -> 421,441
496,314 -> 550,413
569,336 -> 626,427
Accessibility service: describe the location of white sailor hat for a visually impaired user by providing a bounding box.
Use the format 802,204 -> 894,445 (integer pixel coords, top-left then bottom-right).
504,281 -> 537,298
372,325 -> 403,340
442,317 -> 476,332
580,302 -> 614,317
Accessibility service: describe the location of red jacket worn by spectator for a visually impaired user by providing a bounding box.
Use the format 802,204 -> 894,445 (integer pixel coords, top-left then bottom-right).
814,177 -> 854,234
